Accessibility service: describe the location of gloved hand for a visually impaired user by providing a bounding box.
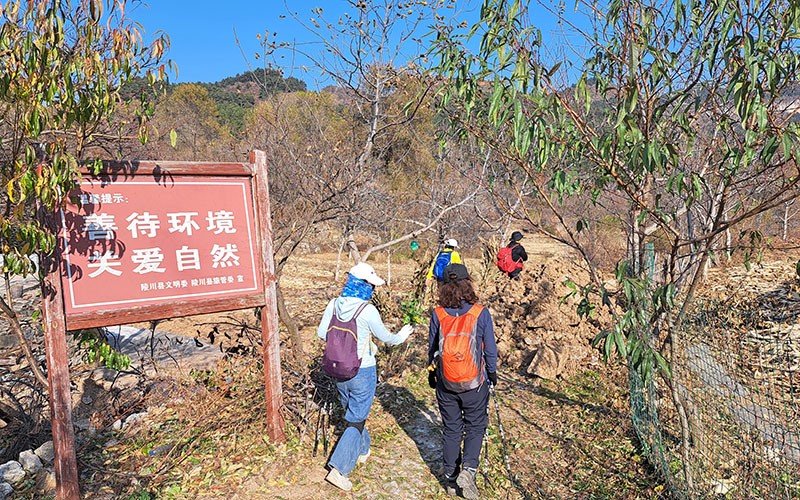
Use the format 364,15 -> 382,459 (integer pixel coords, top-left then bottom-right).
428,371 -> 437,389
397,324 -> 414,342
487,371 -> 497,387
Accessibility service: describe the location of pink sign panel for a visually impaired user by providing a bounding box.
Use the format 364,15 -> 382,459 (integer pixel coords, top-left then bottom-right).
59,176 -> 263,315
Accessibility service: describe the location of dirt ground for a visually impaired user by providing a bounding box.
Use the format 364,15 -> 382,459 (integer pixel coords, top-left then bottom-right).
65,236 -> 662,500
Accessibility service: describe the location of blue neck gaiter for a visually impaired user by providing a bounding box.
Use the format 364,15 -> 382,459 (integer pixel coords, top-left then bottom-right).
341,274 -> 374,301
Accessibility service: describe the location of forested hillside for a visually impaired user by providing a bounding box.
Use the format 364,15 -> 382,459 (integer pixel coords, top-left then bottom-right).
121,69 -> 306,136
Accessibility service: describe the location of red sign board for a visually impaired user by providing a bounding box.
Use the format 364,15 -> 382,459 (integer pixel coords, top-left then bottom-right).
59,175 -> 263,320
42,154 -> 283,500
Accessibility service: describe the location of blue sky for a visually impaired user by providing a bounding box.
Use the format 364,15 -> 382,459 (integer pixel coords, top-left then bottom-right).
129,1 -> 591,87
129,0 -> 318,84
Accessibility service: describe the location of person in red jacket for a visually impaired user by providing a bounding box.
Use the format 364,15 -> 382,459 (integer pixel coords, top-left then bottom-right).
503,231 -> 528,279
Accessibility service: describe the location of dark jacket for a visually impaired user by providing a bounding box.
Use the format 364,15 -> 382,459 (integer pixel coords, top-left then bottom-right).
508,241 -> 528,264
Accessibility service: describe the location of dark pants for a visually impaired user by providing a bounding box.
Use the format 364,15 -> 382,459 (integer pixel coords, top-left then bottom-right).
436,382 -> 490,477
508,268 -> 522,278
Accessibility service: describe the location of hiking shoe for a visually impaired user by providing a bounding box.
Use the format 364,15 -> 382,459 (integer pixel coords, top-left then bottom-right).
457,468 -> 479,500
357,450 -> 370,464
325,467 -> 352,491
443,471 -> 459,496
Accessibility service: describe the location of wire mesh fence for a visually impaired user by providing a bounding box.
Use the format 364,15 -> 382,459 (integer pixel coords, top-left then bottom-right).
631,299 -> 800,499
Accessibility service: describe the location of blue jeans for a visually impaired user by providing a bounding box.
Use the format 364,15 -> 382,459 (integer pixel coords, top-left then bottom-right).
328,364 -> 376,476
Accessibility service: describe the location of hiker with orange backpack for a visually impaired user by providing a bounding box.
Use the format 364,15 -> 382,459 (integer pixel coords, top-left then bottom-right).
496,231 -> 528,279
317,262 -> 414,491
427,263 -> 498,499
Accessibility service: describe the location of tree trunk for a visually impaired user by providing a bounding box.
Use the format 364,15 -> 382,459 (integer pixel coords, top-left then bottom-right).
275,283 -> 304,361
347,233 -> 362,264
725,228 -> 732,262
667,359 -> 695,493
4,273 -> 12,306
342,219 -> 362,265
686,208 -> 705,283
335,237 -> 345,281
629,208 -> 642,274
703,179 -> 727,276
386,251 -> 392,286
1,278 -> 48,389
782,200 -> 795,241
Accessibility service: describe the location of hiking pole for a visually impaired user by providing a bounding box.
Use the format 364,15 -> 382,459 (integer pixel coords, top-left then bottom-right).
322,400 -> 330,456
482,427 -> 490,489
489,384 -> 515,487
312,400 -> 323,457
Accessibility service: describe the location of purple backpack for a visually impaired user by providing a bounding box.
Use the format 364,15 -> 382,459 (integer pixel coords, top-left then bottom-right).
322,302 -> 369,380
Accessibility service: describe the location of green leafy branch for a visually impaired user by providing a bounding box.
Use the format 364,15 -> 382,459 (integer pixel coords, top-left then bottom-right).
73,329 -> 131,371
400,296 -> 426,326
588,262 -> 674,385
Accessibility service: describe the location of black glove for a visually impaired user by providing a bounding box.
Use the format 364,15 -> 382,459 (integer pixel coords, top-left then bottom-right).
428,371 -> 437,389
487,371 -> 497,386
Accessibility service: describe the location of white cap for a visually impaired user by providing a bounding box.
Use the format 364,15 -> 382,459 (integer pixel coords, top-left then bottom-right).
445,238 -> 459,248
349,262 -> 385,286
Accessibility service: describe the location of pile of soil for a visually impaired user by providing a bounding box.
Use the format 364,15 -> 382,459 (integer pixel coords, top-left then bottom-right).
479,251 -> 610,381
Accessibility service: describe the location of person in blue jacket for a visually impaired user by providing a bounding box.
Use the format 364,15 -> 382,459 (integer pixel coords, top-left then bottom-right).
317,262 -> 413,491
427,263 -> 498,499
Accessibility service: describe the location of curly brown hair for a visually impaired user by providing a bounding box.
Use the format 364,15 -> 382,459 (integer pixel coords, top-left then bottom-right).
438,279 -> 479,308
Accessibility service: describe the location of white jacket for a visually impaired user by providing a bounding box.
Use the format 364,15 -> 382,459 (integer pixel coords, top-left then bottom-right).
317,297 -> 406,368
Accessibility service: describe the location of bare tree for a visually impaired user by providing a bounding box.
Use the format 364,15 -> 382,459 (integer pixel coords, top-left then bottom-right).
264,1 -> 484,259
236,0 -> 492,357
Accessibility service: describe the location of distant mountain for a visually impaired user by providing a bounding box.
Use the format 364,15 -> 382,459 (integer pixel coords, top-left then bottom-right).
215,69 -> 306,99
197,69 -> 306,134
120,69 -> 307,135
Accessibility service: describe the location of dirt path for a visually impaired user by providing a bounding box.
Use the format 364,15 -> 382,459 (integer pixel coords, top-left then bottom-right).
211,364 -> 650,499
216,380 -> 446,499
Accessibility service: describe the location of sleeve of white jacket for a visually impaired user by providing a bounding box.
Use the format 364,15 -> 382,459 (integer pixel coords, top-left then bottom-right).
363,304 -> 409,346
317,299 -> 336,341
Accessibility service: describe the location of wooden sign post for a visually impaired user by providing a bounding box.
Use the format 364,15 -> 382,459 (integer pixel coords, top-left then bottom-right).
40,151 -> 284,499
40,243 -> 80,500
251,150 -> 286,441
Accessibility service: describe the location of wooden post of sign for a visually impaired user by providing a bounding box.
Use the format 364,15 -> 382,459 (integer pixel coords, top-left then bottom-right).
40,244 -> 81,498
250,150 -> 286,442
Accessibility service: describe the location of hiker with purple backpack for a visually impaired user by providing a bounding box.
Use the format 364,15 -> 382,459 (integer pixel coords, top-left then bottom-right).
317,262 -> 414,491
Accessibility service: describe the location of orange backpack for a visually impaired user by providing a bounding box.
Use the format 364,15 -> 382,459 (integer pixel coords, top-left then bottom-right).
435,304 -> 485,392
